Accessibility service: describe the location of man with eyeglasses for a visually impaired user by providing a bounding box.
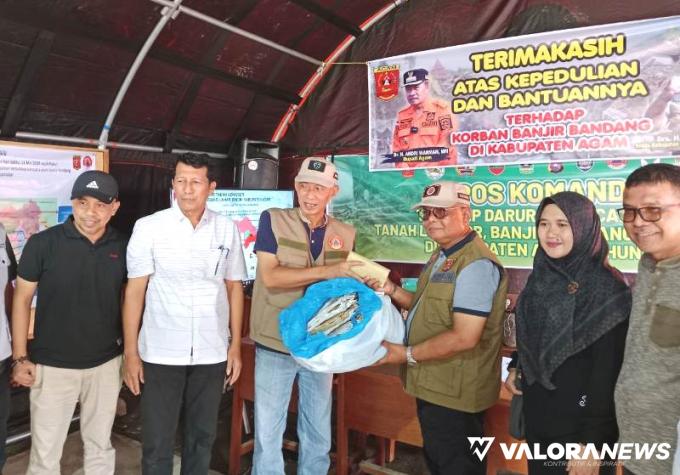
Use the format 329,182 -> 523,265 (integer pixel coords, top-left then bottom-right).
614,163 -> 680,475
368,181 -> 508,475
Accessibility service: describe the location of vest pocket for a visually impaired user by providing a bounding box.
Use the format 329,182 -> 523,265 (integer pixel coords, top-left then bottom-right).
650,304 -> 680,348
423,295 -> 453,328
277,243 -> 309,269
421,359 -> 463,398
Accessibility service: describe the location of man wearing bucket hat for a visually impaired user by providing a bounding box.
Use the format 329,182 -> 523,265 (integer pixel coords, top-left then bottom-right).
12,170 -> 127,474
391,68 -> 458,168
368,181 -> 507,475
250,156 -> 361,475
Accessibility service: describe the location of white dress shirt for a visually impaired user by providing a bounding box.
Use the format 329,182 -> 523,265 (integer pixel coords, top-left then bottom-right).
127,206 -> 247,365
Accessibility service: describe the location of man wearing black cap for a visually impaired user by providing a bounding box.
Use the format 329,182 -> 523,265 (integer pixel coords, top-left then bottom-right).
11,170 -> 127,474
392,68 -> 458,167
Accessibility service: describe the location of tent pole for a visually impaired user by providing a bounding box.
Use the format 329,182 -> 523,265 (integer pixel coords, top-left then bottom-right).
271,0 -> 408,142
15,131 -> 228,158
97,0 -> 184,151
148,0 -> 323,67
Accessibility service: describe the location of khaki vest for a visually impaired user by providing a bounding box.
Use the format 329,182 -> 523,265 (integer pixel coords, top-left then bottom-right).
405,234 -> 508,412
249,208 -> 356,353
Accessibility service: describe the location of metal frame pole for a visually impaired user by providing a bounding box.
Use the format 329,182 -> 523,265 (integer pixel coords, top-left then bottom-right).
97,0 -> 184,150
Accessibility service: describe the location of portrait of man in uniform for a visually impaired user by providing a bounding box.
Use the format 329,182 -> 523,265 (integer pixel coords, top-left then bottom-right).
392,68 -> 458,168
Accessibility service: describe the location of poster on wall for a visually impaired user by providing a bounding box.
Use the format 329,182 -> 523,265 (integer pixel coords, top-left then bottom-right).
0,141 -> 106,260
368,16 -> 680,170
329,155 -> 679,273
171,189 -> 294,281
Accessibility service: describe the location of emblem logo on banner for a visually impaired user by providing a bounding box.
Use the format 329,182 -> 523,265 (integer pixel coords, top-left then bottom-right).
548,162 -> 564,174
576,160 -> 594,172
456,166 -> 475,176
519,164 -> 535,175
374,65 -> 400,102
607,159 -> 627,170
488,166 -> 505,176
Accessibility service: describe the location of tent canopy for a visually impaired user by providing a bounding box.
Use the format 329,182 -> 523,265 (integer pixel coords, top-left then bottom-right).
0,0 -> 678,158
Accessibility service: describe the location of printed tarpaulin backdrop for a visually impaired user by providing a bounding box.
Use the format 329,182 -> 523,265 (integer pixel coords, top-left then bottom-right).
0,142 -> 105,259
368,16 -> 680,170
329,155 -> 680,272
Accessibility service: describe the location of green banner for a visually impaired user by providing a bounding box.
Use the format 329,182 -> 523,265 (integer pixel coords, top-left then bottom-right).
331,156 -> 679,272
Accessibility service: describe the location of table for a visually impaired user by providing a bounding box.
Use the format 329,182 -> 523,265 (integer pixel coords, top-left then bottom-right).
229,306 -> 526,475
335,361 -> 528,475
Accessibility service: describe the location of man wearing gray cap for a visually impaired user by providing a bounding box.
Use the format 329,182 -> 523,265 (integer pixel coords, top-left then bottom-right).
392,68 -> 458,168
250,156 -> 361,475
368,181 -> 507,475
11,170 -> 127,474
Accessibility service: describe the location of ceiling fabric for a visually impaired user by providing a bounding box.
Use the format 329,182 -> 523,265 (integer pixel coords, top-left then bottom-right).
283,0 -> 680,156
0,0 -> 678,157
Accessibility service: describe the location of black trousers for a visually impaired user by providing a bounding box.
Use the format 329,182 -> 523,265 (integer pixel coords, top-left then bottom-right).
0,359 -> 9,472
416,398 -> 486,475
525,433 -> 617,475
141,361 -> 226,475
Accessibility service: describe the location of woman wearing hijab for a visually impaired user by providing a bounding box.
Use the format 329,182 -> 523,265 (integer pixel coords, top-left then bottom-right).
505,192 -> 631,475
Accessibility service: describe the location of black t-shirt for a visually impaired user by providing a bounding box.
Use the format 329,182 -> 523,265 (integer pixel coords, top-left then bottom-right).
18,217 -> 128,369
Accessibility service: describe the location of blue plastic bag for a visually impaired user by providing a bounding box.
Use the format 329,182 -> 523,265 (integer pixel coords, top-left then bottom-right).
292,294 -> 405,373
279,277 -> 382,358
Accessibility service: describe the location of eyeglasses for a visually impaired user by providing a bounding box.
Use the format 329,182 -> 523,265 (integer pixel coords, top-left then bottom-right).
416,207 -> 462,221
616,204 -> 680,223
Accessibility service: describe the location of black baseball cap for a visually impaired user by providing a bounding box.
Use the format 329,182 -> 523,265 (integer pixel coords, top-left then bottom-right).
70,170 -> 119,204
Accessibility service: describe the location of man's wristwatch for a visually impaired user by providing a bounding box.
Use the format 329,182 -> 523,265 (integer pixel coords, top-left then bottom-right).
406,346 -> 418,366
